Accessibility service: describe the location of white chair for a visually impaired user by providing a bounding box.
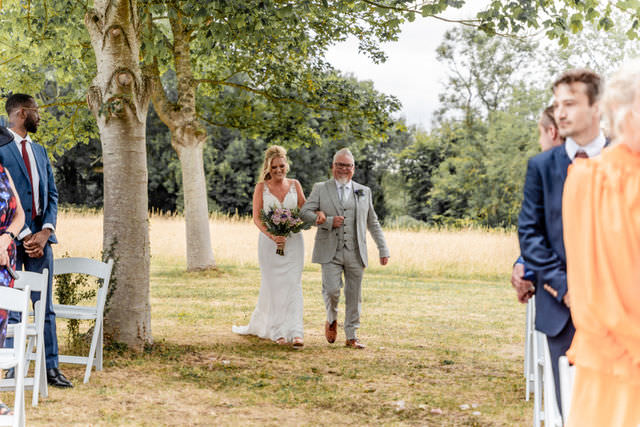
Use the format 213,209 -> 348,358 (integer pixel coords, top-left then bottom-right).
53,257 -> 113,383
0,285 -> 30,427
542,337 -> 563,426
1,271 -> 49,408
533,332 -> 564,427
532,330 -> 545,427
558,356 -> 575,424
524,296 -> 536,401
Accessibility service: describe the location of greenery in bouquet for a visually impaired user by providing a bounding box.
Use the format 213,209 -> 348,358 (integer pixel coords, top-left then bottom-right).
260,206 -> 310,237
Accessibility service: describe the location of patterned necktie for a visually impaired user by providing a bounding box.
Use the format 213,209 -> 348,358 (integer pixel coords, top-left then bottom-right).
21,140 -> 37,219
338,185 -> 344,202
575,150 -> 589,159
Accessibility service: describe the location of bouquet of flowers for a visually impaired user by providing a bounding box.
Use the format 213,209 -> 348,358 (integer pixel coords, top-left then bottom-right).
260,206 -> 310,255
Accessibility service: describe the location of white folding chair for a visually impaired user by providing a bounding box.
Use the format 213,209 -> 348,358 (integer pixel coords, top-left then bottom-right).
532,330 -> 545,427
0,285 -> 30,427
524,296 -> 536,401
53,258 -> 113,383
541,334 -> 563,427
558,356 -> 575,425
1,271 -> 49,408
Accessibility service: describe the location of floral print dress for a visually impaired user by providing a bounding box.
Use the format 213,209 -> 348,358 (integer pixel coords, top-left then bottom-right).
0,163 -> 17,347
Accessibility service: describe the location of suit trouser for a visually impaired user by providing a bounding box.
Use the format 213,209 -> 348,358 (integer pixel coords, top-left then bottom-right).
546,318 -> 576,416
321,245 -> 364,340
7,242 -> 58,369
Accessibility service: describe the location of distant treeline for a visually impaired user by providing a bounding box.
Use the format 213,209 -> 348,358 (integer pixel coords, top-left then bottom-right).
54,23 -> 635,229
53,27 -> 553,229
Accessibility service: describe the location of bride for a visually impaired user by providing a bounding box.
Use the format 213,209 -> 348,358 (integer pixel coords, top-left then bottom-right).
232,145 -> 321,347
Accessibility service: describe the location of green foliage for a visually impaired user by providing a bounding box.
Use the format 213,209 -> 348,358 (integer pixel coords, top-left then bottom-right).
146,106 -> 182,212
4,0 -> 635,157
259,207 -> 310,237
10,0 -> 640,233
542,8 -> 640,77
54,95 -> 403,221
101,240 -> 119,320
54,140 -> 104,209
434,27 -> 538,122
54,257 -> 97,352
0,0 -> 96,154
205,130 -> 266,215
400,27 -> 544,228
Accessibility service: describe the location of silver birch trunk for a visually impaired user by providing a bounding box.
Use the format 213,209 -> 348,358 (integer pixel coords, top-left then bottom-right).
150,14 -> 216,271
175,136 -> 215,270
85,0 -> 152,350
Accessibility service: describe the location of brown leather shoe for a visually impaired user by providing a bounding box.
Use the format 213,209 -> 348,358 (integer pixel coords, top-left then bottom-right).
345,339 -> 366,349
325,320 -> 337,343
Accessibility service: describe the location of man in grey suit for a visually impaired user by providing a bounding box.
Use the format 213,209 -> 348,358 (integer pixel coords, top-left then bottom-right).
301,148 -> 390,349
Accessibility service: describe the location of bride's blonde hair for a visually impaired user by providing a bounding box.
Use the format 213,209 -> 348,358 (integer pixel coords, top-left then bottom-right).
259,145 -> 289,182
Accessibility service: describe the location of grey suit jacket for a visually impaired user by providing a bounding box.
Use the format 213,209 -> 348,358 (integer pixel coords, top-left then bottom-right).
300,179 -> 390,267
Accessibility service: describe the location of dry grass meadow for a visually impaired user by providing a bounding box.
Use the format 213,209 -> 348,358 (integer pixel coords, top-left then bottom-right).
3,210 -> 533,426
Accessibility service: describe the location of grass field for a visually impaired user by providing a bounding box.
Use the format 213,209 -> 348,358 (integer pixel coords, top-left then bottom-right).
3,211 -> 532,426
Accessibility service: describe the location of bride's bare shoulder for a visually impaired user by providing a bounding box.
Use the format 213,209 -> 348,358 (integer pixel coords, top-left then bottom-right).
254,181 -> 267,194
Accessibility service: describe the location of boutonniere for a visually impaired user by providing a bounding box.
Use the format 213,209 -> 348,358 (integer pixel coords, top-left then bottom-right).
354,189 -> 365,199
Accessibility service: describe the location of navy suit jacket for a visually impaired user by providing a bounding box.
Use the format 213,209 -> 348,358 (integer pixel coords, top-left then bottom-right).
518,145 -> 571,337
0,126 -> 58,244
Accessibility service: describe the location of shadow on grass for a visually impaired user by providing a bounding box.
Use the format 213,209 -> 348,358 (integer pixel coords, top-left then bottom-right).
100,337 -> 523,425
153,264 -> 250,280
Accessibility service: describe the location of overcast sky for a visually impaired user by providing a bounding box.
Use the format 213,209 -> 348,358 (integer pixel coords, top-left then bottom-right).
325,5 -> 485,129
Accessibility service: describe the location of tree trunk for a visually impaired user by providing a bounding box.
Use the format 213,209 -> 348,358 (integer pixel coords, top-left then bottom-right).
149,13 -> 216,271
85,0 -> 152,350
174,133 -> 215,270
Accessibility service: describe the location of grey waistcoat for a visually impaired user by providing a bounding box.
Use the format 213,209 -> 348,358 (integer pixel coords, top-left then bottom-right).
338,190 -> 357,251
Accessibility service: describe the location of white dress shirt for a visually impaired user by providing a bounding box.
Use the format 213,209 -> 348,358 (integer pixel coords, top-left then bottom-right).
7,128 -> 55,239
337,180 -> 352,202
565,131 -> 606,161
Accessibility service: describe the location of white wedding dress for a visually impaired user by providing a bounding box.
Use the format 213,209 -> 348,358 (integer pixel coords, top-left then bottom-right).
232,182 -> 304,342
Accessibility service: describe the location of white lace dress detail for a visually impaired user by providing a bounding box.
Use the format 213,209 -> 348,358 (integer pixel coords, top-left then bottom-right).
232,181 -> 304,341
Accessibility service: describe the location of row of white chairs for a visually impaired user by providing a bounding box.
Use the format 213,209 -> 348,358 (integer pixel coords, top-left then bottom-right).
0,257 -> 113,426
0,286 -> 29,427
524,297 -> 576,426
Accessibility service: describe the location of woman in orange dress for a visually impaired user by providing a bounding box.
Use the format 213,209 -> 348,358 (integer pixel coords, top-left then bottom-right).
563,61 -> 640,426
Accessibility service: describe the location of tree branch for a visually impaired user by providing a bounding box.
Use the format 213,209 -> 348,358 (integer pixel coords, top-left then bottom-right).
360,0 -> 521,38
361,0 -> 480,24
195,78 -> 343,113
0,55 -> 21,67
145,58 -> 179,129
196,111 -> 251,130
39,100 -> 87,109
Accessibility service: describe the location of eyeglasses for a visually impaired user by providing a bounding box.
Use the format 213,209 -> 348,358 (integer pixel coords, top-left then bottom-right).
334,162 -> 354,169
21,106 -> 40,115
270,165 -> 286,170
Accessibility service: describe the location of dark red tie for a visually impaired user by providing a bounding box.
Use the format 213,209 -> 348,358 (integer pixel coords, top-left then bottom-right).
575,150 -> 589,159
20,140 -> 36,219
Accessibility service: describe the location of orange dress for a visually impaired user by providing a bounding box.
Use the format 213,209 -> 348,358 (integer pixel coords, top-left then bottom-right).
563,143 -> 640,426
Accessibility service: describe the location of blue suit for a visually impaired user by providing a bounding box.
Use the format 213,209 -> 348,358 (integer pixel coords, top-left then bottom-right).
0,126 -> 59,369
518,145 -> 572,337
514,255 -> 536,282
518,144 -> 576,411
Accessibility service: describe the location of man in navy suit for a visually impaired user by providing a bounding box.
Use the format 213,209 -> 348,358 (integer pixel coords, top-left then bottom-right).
518,69 -> 604,409
0,93 -> 72,387
511,106 -> 564,303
